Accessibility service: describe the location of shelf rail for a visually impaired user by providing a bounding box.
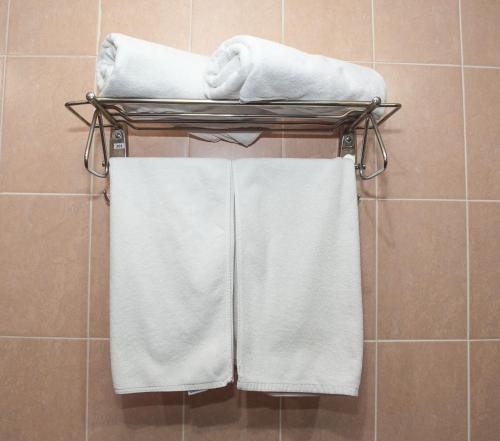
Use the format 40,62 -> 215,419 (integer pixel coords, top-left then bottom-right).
65,91 -> 401,180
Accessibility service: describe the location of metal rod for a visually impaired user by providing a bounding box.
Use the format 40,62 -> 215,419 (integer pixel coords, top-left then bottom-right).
359,114 -> 388,180
83,109 -> 109,178
67,92 -> 401,180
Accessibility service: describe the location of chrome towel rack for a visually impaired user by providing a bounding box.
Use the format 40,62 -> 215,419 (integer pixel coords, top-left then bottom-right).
65,92 -> 401,180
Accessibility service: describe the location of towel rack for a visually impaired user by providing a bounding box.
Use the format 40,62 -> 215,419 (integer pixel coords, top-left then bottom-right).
65,91 -> 401,180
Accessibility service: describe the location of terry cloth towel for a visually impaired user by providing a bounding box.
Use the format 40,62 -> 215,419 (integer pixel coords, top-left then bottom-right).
96,33 -> 254,146
96,33 -> 208,99
204,35 -> 386,145
233,157 -> 363,395
109,157 -> 234,394
205,35 -> 385,106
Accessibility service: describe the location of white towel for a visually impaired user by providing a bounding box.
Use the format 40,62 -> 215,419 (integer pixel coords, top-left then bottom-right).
109,157 -> 234,394
205,35 -> 385,112
233,157 -> 363,395
97,33 -> 208,99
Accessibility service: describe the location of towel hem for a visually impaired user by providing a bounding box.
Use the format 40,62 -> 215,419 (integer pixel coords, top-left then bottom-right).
237,381 -> 359,396
114,379 -> 233,395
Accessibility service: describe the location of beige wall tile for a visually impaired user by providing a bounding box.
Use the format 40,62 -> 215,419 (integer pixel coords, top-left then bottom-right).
88,340 -> 183,441
471,341 -> 500,441
130,132 -> 188,157
283,136 -> 336,159
464,68 -> 500,200
462,0 -> 500,66
284,0 -> 372,61
0,0 -> 8,54
0,196 -> 89,337
189,135 -> 282,158
100,0 -> 190,49
378,342 -> 467,441
282,343 -> 375,441
376,65 -> 465,199
191,0 -> 282,55
359,201 -> 376,340
185,384 -> 278,441
8,0 -> 98,55
378,201 -> 467,339
470,203 -> 500,338
0,57 -> 93,193
90,196 -> 110,338
374,0 -> 461,64
0,338 -> 86,440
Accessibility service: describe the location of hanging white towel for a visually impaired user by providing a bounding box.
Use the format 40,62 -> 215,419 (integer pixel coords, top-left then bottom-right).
233,157 -> 363,395
96,33 -> 255,146
109,157 -> 234,394
205,35 -> 386,105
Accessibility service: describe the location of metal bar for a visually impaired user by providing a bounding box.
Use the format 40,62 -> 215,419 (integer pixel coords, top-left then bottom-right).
66,92 -> 401,180
347,96 -> 381,132
86,92 -> 120,129
83,110 -> 109,178
359,114 -> 388,180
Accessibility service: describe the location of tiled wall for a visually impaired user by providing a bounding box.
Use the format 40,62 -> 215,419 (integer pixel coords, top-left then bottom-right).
0,1 -> 499,440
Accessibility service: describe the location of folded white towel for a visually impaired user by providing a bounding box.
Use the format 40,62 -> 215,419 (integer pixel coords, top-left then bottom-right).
233,157 -> 363,395
205,35 -> 386,104
109,157 -> 234,394
97,33 -> 208,99
204,35 -> 385,145
96,33 -> 255,146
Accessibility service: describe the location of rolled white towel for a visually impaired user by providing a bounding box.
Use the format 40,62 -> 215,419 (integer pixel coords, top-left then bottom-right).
96,33 -> 257,146
205,35 -> 386,104
96,33 -> 208,98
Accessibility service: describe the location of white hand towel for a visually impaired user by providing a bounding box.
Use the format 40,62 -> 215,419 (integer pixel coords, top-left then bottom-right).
109,157 -> 234,394
97,33 -> 208,98
96,33 -> 255,146
205,35 -> 385,105
233,157 -> 363,395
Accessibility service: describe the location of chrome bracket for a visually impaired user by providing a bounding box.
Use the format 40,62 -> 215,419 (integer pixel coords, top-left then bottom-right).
339,130 -> 356,163
110,127 -> 128,158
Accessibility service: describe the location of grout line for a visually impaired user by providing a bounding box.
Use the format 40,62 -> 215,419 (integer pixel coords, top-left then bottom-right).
281,0 -> 285,43
1,335 -> 498,342
280,0 -> 285,159
470,339 -> 500,342
468,199 -> 500,203
374,188 -> 379,441
85,195 -> 93,441
85,6 -> 101,441
0,0 -> 10,163
458,2 -> 471,440
95,0 -> 102,54
371,2 -> 378,438
377,339 -> 472,343
6,54 -> 96,58
374,60 -> 460,68
188,0 -> 193,52
2,193 -> 500,203
371,0 -> 376,63
463,64 -> 500,70
3,53 -> 500,70
374,198 -> 467,202
0,192 -> 99,196
0,335 -> 90,340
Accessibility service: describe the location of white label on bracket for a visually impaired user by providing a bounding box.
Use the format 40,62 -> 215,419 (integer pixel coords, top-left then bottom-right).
113,142 -> 126,150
